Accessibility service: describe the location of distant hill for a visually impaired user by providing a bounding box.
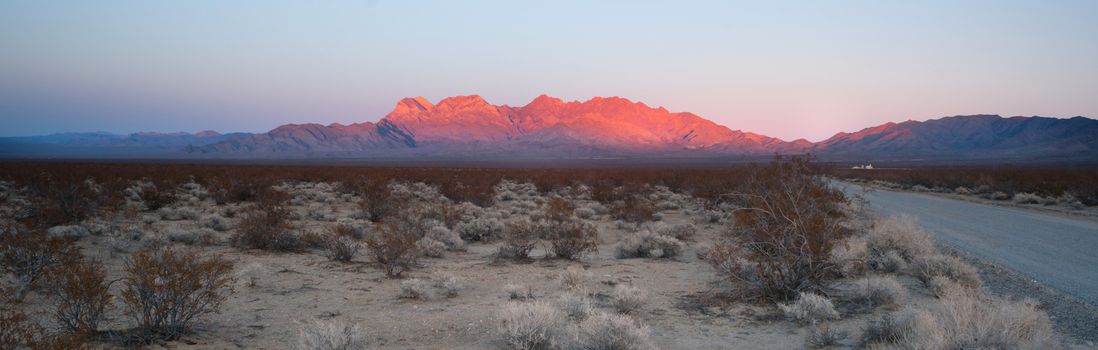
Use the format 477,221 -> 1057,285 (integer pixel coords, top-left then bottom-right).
3,95 -> 1096,163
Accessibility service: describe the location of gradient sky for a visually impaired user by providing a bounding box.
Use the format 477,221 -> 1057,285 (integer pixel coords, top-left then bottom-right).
2,1 -> 1096,141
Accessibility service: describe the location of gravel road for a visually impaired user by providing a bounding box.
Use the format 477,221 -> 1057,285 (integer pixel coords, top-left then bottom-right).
834,181 -> 1098,307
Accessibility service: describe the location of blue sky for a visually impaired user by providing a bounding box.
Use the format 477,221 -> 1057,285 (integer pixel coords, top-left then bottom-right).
1,0 -> 1096,140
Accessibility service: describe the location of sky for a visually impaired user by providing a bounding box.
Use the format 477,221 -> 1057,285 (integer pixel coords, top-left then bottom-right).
1,1 -> 1096,141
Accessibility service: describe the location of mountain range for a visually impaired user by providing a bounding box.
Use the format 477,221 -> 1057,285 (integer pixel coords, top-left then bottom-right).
3,94 -> 1096,163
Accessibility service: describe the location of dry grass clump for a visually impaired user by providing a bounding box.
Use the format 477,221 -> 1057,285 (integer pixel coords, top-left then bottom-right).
614,230 -> 684,259
707,156 -> 850,301
911,254 -> 982,290
364,224 -> 418,277
438,273 -> 465,298
847,276 -> 907,309
45,257 -> 113,335
862,288 -> 1054,349
496,298 -> 657,350
165,227 -> 219,246
864,217 -> 934,273
779,292 -> 840,324
610,284 -> 648,314
399,278 -> 431,300
416,237 -> 446,258
297,320 -> 368,350
120,246 -> 235,340
505,283 -> 535,300
575,311 -> 658,350
653,222 -> 697,241
830,235 -> 868,277
557,292 -> 593,321
498,301 -> 565,350
806,323 -> 849,349
559,265 -> 588,291
425,225 -> 465,251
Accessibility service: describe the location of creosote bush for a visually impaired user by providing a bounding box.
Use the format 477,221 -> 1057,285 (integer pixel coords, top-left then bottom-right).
544,219 -> 599,260
233,188 -> 302,252
707,156 -> 849,301
120,246 -> 235,340
364,224 -> 418,277
1,225 -> 78,298
324,234 -> 360,262
46,257 -> 113,335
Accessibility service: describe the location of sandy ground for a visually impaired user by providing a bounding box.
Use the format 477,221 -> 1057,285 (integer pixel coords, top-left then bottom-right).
5,180 -> 1095,349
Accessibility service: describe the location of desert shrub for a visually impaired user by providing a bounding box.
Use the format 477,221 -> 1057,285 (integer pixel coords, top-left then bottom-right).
543,219 -> 598,260
557,292 -> 593,321
543,196 -> 576,222
425,225 -> 465,251
46,257 -> 113,335
559,265 -> 587,291
498,301 -> 565,350
864,217 -> 934,272
654,223 -> 697,241
200,214 -> 233,232
610,284 -> 648,314
0,227 -> 77,297
437,274 -> 465,298
1011,192 -> 1044,204
399,278 -> 431,300
614,230 -> 683,259
324,234 -> 360,262
709,156 -> 850,301
574,207 -> 596,219
0,310 -> 91,350
364,224 -> 418,277
861,308 -> 943,349
912,254 -> 981,289
505,284 -> 535,300
848,275 -> 907,309
416,237 -> 446,258
233,188 -> 302,252
297,320 -> 368,350
165,228 -> 218,246
120,246 -> 235,340
455,217 -> 505,242
806,323 -> 848,349
497,221 -> 539,260
356,179 -> 399,222
575,311 -> 657,350
157,206 -> 199,221
779,292 -> 840,324
138,185 -> 176,211
324,222 -> 364,240
46,225 -> 90,240
610,195 -> 655,223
